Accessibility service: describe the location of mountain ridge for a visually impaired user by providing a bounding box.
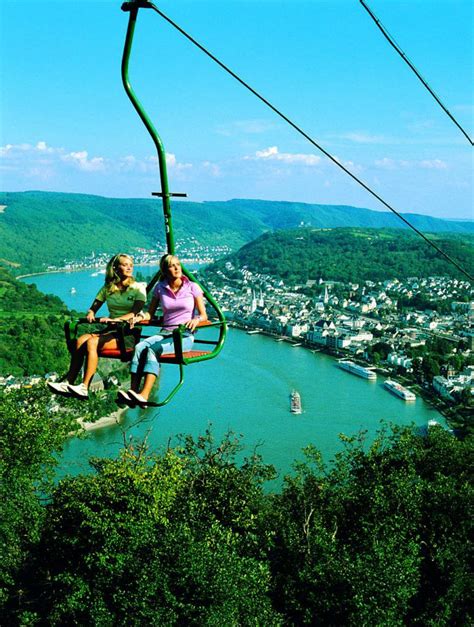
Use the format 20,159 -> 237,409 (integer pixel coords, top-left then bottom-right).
0,191 -> 472,274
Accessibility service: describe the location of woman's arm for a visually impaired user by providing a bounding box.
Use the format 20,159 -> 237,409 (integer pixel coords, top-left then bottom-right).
185,295 -> 208,332
133,295 -> 160,324
86,299 -> 104,323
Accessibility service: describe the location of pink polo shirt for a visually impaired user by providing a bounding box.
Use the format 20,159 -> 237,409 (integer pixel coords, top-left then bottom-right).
153,276 -> 203,329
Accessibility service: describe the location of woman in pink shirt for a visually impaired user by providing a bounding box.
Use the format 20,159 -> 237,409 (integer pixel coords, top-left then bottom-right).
117,254 -> 207,407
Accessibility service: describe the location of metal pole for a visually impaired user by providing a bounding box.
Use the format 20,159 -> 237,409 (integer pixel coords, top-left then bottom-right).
121,1 -> 175,254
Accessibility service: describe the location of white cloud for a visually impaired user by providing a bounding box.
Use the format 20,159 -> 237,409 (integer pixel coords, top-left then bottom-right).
0,141 -> 197,180
374,157 -> 448,170
248,145 -> 321,166
62,150 -> 105,172
419,159 -> 448,170
165,153 -> 192,170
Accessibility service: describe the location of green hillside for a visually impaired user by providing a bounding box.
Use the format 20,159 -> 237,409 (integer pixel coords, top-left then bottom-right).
0,266 -> 71,376
1,191 -> 472,275
207,227 -> 474,284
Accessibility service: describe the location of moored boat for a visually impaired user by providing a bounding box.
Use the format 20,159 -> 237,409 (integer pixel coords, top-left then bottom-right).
290,390 -> 302,414
384,379 -> 416,401
337,360 -> 376,380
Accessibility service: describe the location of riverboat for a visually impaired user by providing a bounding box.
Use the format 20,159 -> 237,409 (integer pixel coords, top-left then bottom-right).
337,360 -> 377,380
384,379 -> 416,401
290,390 -> 302,414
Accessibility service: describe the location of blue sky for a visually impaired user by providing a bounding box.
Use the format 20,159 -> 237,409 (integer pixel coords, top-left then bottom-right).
1,0 -> 472,219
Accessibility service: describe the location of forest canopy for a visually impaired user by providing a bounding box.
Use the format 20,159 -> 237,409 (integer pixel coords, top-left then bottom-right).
208,227 -> 474,284
1,389 -> 472,625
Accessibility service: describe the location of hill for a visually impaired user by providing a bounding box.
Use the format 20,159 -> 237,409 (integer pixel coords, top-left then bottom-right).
0,266 -> 71,376
0,191 -> 472,274
206,227 -> 474,284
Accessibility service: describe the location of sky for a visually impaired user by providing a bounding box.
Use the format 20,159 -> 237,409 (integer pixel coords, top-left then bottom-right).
1,0 -> 473,220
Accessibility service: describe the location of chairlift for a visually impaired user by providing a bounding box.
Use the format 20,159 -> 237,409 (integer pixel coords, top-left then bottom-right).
64,0 -> 226,407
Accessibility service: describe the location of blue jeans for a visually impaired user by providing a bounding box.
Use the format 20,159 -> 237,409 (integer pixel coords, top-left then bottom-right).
130,332 -> 194,377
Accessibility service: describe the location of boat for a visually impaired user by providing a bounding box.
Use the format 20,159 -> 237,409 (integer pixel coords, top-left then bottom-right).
384,379 -> 416,401
337,360 -> 376,380
290,390 -> 302,414
247,329 -> 260,335
70,287 -> 76,294
291,342 -> 302,347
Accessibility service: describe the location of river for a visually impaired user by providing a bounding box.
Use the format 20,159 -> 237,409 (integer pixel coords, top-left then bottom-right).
21,267 -> 445,482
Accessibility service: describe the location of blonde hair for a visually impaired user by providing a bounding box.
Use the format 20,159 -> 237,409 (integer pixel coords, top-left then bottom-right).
158,254 -> 180,281
104,253 -> 135,294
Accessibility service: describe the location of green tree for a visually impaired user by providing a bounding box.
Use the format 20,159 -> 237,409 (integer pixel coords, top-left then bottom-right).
16,431 -> 281,625
0,386 -> 78,613
269,426 -> 473,625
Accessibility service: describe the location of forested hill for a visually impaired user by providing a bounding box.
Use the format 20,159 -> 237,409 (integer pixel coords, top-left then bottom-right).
1,191 -> 472,274
207,228 -> 474,284
0,266 -> 71,376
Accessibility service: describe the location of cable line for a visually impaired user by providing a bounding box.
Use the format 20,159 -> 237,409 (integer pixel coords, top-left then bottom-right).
142,1 -> 473,281
359,0 -> 473,146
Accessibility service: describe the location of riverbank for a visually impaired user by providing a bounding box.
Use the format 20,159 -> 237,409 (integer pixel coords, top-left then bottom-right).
78,407 -> 126,432
16,258 -> 208,281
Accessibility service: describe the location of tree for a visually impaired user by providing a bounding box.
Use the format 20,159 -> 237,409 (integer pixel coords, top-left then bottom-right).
0,386 -> 78,614
13,431 -> 281,625
268,426 -> 473,625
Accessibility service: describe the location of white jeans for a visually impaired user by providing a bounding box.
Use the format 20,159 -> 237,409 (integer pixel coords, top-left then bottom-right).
130,332 -> 194,376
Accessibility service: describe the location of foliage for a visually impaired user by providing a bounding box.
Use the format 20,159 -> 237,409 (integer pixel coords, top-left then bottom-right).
1,191 -> 472,275
0,386 -> 78,610
269,425 -> 473,625
207,227 -> 474,284
12,430 -> 280,625
0,267 -> 71,376
2,421 -> 472,625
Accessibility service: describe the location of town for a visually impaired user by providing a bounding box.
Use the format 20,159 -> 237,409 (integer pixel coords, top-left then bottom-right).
204,259 -> 473,429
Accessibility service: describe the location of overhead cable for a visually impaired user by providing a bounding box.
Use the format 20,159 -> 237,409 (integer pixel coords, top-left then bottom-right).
360,0 -> 473,146
145,2 -> 473,282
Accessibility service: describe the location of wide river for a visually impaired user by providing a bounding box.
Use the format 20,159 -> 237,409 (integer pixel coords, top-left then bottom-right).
22,267 -> 445,482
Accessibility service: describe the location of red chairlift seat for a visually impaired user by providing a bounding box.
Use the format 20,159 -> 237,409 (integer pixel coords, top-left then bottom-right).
65,318 -> 216,364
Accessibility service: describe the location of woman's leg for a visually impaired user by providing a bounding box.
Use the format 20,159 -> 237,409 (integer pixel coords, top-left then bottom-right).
129,335 -> 164,397
137,334 -> 195,400
139,373 -> 157,400
82,334 -> 118,388
65,333 -> 92,383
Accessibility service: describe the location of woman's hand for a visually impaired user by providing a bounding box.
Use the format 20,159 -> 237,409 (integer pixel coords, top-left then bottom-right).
86,310 -> 96,323
185,317 -> 201,332
129,313 -> 144,329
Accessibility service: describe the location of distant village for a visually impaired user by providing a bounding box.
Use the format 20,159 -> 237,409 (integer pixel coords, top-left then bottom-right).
206,260 -> 473,411
5,244 -> 474,420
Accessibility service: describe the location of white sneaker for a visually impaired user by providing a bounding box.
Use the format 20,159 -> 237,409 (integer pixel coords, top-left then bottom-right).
116,389 -> 136,408
67,382 -> 89,400
47,381 -> 72,396
127,389 -> 149,407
